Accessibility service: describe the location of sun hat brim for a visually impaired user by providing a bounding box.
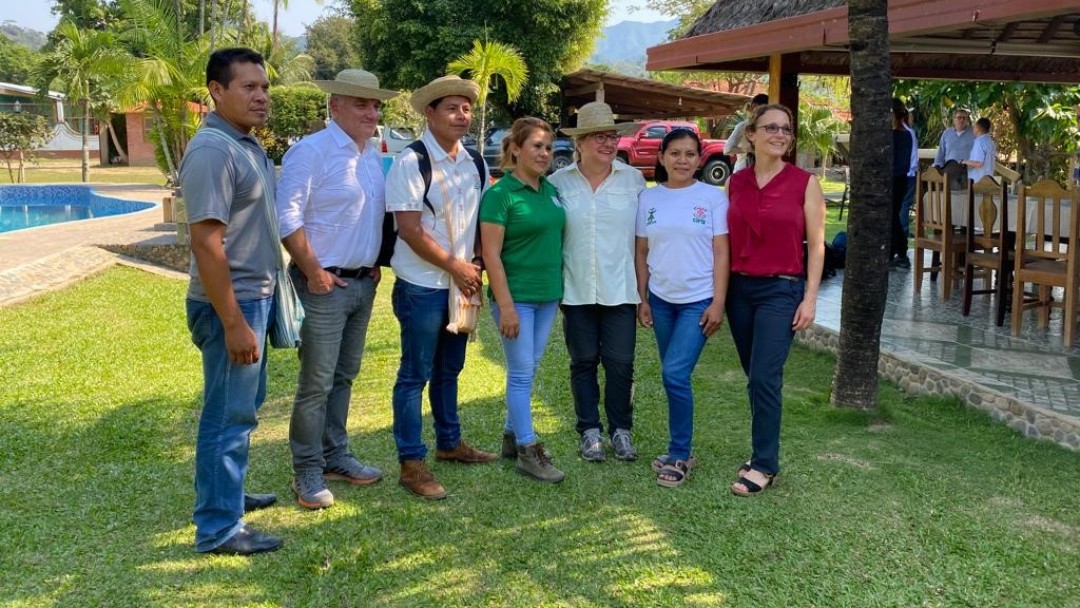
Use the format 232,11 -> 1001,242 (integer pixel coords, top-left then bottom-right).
410,78 -> 480,115
313,80 -> 400,101
561,121 -> 642,137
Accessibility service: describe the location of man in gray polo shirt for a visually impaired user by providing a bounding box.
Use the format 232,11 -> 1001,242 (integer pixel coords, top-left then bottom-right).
181,47 -> 283,556
933,108 -> 975,189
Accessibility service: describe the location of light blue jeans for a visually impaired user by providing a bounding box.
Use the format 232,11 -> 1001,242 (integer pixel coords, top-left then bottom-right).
186,295 -> 273,553
289,266 -> 377,475
492,301 -> 559,447
648,292 -> 712,462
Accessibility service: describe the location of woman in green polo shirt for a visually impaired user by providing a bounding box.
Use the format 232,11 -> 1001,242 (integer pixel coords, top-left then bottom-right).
480,117 -> 567,483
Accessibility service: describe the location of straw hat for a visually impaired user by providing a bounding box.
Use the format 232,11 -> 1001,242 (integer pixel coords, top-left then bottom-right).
313,69 -> 399,100
560,101 -> 640,136
410,75 -> 480,115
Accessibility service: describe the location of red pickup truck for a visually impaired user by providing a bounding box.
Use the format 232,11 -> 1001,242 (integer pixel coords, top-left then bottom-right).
616,121 -> 732,186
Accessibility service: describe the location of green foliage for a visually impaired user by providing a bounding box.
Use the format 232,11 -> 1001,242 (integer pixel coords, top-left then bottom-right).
797,101 -> 846,166
49,0 -> 123,30
0,24 -> 48,51
0,34 -> 39,83
258,84 -> 326,162
895,80 -> 1080,183
380,90 -> 425,134
0,112 -> 51,182
351,0 -> 606,120
642,0 -> 715,38
304,15 -> 362,81
448,39 -> 528,144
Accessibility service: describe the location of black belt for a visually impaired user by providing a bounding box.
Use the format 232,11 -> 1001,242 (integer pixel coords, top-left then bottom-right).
324,266 -> 372,279
735,272 -> 800,282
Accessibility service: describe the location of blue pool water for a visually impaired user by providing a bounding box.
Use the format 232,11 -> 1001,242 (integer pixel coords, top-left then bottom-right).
0,185 -> 155,233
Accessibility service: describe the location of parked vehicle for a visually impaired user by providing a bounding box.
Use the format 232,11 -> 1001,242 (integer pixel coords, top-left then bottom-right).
376,125 -> 416,156
467,126 -> 575,177
616,121 -> 732,185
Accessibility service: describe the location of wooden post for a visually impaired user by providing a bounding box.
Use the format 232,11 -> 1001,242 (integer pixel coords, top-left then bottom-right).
162,195 -> 174,223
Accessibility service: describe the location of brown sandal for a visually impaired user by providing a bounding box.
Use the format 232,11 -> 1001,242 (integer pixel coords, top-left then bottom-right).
656,459 -> 691,488
731,469 -> 775,497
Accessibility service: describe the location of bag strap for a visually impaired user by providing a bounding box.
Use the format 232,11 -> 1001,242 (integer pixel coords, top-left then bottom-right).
406,140 -> 486,214
197,127 -> 284,268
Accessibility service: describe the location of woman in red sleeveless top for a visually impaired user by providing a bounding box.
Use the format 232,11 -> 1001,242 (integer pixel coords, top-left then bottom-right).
725,104 -> 826,496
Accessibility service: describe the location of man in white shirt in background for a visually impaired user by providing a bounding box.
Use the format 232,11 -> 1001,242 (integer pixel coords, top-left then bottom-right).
385,75 -> 498,501
933,108 -> 975,190
963,117 -> 997,184
276,69 -> 398,510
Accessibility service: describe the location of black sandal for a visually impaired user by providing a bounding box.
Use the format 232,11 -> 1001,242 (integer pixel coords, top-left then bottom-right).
731,469 -> 775,497
651,454 -> 697,474
656,459 -> 691,488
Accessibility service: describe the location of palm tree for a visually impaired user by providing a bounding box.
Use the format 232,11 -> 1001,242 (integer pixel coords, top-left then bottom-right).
448,39 -> 528,154
830,0 -> 893,410
34,20 -> 132,182
796,102 -> 844,170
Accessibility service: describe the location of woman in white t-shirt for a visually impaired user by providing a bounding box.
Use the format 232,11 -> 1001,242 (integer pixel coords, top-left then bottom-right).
634,128 -> 730,487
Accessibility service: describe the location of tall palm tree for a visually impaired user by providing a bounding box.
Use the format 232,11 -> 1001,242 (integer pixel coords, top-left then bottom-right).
448,39 -> 528,155
831,0 -> 893,410
34,20 -> 132,182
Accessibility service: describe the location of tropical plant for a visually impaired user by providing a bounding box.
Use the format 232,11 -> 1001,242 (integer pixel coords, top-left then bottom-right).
0,112 -> 52,182
258,84 -> 326,162
34,19 -> 132,182
796,101 -> 845,170
381,90 -> 424,135
448,39 -> 528,154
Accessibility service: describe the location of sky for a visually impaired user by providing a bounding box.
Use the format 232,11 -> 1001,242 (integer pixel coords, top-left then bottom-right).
3,0 -> 667,38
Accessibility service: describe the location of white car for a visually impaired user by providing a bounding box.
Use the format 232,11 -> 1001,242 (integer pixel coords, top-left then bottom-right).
376,125 -> 416,156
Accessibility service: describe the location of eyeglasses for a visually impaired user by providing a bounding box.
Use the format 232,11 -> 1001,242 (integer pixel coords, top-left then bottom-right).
756,124 -> 794,136
589,132 -> 620,144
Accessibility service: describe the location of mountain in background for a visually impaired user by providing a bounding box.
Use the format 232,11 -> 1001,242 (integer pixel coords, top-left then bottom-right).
1,22 -> 47,51
589,19 -> 678,76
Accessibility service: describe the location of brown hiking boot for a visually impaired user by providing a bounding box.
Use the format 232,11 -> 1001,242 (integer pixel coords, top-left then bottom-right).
399,460 -> 446,500
516,442 -> 565,483
434,438 -> 498,464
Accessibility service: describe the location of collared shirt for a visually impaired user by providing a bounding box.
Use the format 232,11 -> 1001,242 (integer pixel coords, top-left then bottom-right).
180,112 -> 278,302
549,160 -> 646,306
967,133 -> 997,184
903,123 -> 918,177
275,120 -> 384,269
934,126 -> 975,167
385,128 -> 488,288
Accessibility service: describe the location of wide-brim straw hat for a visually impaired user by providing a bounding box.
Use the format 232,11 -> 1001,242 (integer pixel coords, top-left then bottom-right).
410,75 -> 480,115
313,69 -> 399,101
560,101 -> 640,136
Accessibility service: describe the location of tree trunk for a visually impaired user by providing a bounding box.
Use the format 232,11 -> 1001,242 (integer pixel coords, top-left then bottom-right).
477,103 -> 487,155
105,121 -> 128,164
81,98 -> 90,183
238,0 -> 248,43
272,0 -> 280,49
17,150 -> 25,183
199,0 -> 205,36
155,115 -> 178,185
830,0 -> 892,410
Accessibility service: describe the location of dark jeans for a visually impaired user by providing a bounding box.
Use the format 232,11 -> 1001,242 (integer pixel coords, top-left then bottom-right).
561,304 -> 637,436
726,274 -> 803,476
390,279 -> 466,462
891,175 -> 909,258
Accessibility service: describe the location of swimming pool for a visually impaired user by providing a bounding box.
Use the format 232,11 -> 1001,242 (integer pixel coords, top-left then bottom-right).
0,185 -> 155,234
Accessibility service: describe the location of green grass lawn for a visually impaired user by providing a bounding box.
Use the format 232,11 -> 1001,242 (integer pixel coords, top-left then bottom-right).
1,266 -> 1078,607
0,159 -> 167,185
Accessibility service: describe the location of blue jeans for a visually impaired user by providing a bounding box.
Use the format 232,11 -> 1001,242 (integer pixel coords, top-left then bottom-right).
562,304 -> 637,436
289,266 -> 376,474
391,279 -> 466,461
725,275 -> 803,476
899,175 -> 916,236
186,295 -> 273,552
648,292 -> 712,462
492,301 -> 559,446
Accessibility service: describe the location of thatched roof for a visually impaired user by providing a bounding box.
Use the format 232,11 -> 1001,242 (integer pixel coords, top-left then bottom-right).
685,0 -> 846,38
561,69 -> 747,120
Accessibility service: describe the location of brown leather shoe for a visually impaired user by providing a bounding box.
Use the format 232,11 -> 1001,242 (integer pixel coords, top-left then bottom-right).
399,460 -> 446,500
434,438 -> 498,464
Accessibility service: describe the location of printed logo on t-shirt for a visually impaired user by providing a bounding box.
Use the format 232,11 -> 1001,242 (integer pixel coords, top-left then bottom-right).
692,206 -> 707,225
645,207 -> 657,225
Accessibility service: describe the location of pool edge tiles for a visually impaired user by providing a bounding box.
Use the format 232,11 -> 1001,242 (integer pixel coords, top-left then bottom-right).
0,184 -> 156,233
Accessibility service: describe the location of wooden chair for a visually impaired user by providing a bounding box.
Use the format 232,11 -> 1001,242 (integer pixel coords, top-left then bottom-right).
1010,179 -> 1080,346
914,167 -> 966,299
961,176 -> 1012,325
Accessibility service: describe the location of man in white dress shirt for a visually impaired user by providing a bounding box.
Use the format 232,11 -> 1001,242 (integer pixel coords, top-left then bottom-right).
276,69 -> 398,510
